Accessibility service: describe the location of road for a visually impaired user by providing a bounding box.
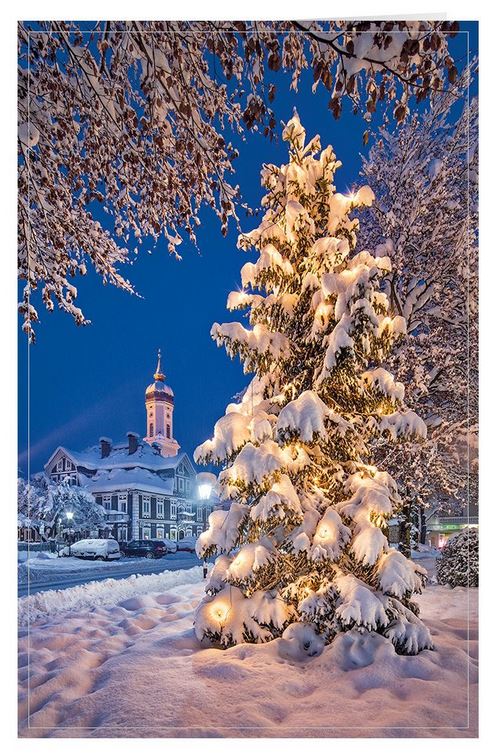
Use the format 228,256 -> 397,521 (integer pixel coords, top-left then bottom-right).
18,551 -> 201,597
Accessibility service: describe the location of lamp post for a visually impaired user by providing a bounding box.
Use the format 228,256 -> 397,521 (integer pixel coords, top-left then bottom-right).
196,473 -> 216,577
65,511 -> 74,556
56,517 -> 62,556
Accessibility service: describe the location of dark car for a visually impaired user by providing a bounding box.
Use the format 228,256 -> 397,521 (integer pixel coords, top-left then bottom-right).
120,539 -> 168,559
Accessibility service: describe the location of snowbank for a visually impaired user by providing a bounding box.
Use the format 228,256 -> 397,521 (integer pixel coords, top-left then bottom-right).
18,566 -> 202,626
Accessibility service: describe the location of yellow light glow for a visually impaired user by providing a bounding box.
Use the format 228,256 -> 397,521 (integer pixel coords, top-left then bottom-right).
316,303 -> 330,319
211,602 -> 230,623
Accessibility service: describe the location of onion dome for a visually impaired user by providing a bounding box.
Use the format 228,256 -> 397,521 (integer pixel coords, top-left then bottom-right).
145,349 -> 174,400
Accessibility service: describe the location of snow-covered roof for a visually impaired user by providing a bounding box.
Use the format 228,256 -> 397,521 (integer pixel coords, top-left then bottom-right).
46,443 -> 194,474
81,467 -> 176,495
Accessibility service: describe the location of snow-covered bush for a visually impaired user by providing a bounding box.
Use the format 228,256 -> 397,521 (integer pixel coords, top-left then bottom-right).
194,114 -> 432,656
436,528 -> 478,588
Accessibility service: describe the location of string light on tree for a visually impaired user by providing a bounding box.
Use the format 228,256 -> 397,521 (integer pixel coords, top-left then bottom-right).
194,113 -> 432,656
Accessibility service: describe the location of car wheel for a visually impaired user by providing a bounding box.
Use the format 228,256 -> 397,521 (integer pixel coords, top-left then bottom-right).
146,552 -> 154,559
95,556 -> 105,561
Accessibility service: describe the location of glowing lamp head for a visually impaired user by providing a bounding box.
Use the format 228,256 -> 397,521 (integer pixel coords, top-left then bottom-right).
198,483 -> 212,501
65,511 -> 74,521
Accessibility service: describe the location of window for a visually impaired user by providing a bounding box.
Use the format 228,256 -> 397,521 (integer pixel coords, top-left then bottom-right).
171,501 -> 177,519
142,496 -> 151,517
166,424 -> 171,438
141,525 -> 151,540
186,501 -> 192,514
156,526 -> 164,539
57,459 -> 63,471
197,527 -> 202,536
197,506 -> 202,522
118,494 -> 127,513
103,495 -> 112,511
157,499 -> 164,518
179,477 -> 184,492
170,528 -> 177,541
149,423 -> 154,437
186,526 -> 192,537
186,480 -> 191,493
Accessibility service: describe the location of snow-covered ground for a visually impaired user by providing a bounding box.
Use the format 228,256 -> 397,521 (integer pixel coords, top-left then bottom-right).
18,559 -> 477,738
18,550 -> 200,596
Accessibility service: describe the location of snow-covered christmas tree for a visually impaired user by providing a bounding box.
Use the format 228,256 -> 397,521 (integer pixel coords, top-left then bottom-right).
194,114 -> 433,656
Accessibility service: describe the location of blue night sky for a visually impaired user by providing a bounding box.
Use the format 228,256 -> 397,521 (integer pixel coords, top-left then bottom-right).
18,23 -> 477,477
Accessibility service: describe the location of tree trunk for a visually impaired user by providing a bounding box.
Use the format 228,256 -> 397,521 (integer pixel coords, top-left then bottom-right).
398,498 -> 412,558
419,508 -> 427,545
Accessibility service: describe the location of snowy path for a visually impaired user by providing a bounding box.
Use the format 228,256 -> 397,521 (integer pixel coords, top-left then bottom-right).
18,564 -> 478,738
18,551 -> 200,597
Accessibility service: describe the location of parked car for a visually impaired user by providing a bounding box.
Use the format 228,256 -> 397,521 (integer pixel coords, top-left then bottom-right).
59,538 -> 121,561
177,536 -> 197,552
121,539 -> 168,559
161,538 -> 178,553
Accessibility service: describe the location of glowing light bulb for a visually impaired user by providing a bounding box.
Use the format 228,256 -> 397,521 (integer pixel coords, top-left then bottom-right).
316,303 -> 330,319
212,603 -> 230,623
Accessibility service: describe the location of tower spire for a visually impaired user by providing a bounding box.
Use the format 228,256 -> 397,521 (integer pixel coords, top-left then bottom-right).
145,348 -> 179,457
154,348 -> 165,382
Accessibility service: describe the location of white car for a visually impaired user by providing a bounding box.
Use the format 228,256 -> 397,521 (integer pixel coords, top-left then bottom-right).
177,536 -> 197,552
59,538 -> 121,561
160,539 -> 178,553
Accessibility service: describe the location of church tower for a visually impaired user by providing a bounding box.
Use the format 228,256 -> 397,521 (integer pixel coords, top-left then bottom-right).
144,349 -> 180,457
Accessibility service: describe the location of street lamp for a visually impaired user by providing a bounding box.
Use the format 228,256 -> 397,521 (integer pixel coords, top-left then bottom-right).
196,473 -> 216,578
65,511 -> 74,556
198,483 -> 212,501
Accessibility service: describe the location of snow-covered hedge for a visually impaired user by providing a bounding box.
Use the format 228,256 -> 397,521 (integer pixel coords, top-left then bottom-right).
436,527 -> 478,588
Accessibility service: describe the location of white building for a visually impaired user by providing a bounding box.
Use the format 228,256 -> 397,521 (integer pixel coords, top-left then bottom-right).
44,351 -> 213,542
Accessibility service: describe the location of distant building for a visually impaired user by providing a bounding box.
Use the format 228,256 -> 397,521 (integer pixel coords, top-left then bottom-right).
44,351 -> 213,542
425,512 -> 479,549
